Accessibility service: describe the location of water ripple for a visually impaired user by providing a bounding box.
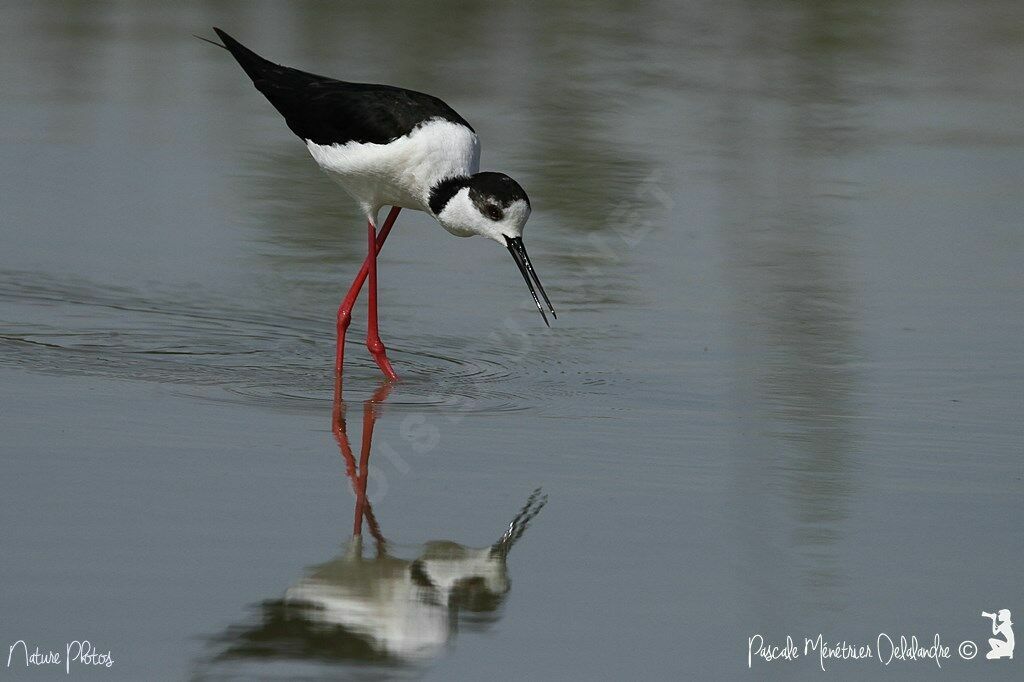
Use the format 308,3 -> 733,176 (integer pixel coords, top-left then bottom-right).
0,270 -> 619,414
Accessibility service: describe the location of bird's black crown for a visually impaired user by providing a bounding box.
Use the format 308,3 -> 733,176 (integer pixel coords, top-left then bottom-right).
429,172 -> 530,217
467,173 -> 530,209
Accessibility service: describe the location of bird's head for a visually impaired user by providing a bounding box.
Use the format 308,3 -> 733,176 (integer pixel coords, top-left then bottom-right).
429,172 -> 556,324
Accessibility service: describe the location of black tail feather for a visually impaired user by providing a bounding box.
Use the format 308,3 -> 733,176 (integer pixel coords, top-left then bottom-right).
210,27 -> 277,84
193,33 -> 228,51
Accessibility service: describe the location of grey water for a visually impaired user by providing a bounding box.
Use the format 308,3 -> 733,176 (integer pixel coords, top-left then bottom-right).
1,1 -> 1021,679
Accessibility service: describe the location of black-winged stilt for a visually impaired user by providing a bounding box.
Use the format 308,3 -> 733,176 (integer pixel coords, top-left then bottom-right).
201,28 -> 555,381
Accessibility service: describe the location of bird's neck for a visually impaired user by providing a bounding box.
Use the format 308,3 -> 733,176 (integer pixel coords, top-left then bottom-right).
427,174 -> 472,216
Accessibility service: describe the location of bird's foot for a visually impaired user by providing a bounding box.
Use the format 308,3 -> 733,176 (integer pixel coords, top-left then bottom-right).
367,338 -> 399,382
372,353 -> 399,381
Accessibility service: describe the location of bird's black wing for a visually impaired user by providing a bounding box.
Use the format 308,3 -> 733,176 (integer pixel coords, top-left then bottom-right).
212,28 -> 473,146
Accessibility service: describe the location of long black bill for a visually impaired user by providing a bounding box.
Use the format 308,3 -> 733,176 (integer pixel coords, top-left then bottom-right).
506,236 -> 556,326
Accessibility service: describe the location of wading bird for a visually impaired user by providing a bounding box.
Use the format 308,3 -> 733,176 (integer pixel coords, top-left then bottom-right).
201,28 -> 555,381
199,381 -> 547,669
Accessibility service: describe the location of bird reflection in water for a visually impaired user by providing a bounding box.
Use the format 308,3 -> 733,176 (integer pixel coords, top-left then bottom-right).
205,380 -> 547,669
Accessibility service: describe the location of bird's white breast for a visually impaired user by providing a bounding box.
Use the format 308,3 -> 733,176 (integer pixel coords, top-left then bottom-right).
305,119 -> 480,220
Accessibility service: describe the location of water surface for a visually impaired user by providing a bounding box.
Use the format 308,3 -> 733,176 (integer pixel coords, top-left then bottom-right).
1,1 -> 1022,679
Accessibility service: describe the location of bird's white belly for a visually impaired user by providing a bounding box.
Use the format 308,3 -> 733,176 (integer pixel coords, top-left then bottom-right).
305,119 -> 480,220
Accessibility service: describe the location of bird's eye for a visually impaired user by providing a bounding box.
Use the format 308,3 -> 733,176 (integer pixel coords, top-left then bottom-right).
485,205 -> 504,221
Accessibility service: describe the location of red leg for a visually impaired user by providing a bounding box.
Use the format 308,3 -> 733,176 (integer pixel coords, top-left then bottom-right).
358,383 -> 391,551
333,378 -> 392,546
366,216 -> 398,381
336,207 -> 401,382
331,378 -> 363,536
353,392 -> 376,537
